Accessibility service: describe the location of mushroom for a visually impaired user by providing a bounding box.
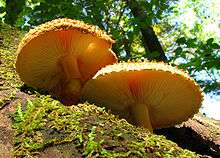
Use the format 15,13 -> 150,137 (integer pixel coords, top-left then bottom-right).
81,62 -> 203,132
16,18 -> 117,105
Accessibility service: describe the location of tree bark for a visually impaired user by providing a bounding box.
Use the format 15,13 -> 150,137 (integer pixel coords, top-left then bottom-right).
155,114 -> 220,158
125,0 -> 167,61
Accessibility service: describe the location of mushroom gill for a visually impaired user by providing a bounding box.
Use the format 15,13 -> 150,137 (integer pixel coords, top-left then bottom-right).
16,18 -> 117,105
81,62 -> 203,132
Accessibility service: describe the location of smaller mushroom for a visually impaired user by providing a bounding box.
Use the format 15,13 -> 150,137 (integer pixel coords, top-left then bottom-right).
81,62 -> 203,132
16,18 -> 117,105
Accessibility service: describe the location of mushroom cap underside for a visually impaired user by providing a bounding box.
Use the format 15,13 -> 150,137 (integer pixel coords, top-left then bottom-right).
16,18 -> 117,104
81,62 -> 203,128
16,29 -> 116,88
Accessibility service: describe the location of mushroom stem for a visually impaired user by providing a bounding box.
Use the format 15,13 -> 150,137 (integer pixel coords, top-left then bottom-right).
66,79 -> 82,94
60,55 -> 81,80
62,79 -> 82,105
131,103 -> 153,132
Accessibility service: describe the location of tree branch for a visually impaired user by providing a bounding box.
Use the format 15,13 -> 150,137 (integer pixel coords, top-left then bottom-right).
125,0 -> 167,61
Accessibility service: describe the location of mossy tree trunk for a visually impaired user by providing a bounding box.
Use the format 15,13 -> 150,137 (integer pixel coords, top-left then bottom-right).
0,22 -> 219,158
155,114 -> 220,158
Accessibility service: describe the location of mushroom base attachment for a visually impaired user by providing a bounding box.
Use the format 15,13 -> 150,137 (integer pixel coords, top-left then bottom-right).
131,103 -> 153,132
61,79 -> 82,105
66,79 -> 82,94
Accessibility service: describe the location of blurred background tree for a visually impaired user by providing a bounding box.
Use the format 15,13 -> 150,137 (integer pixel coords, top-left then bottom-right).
0,0 -> 219,95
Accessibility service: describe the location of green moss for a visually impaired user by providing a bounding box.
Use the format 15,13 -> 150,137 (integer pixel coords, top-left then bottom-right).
0,22 -> 24,110
12,96 -> 198,158
0,22 -> 23,89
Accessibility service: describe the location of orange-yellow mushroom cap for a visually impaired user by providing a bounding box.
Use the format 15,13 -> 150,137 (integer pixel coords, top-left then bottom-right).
16,18 -> 117,105
81,62 -> 203,131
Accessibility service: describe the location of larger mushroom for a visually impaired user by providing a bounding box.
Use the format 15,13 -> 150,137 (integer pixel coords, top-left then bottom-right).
16,18 -> 117,105
81,62 -> 203,132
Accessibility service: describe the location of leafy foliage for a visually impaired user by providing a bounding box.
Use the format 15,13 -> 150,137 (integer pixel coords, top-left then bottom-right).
1,0 -> 177,59
170,37 -> 220,93
0,0 -> 219,93
161,0 -> 220,94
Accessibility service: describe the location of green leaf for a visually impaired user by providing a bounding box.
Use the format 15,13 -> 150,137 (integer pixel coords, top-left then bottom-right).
0,0 -> 6,7
206,38 -> 214,45
176,37 -> 186,44
0,6 -> 5,13
186,38 -> 197,48
211,43 -> 220,49
174,47 -> 183,55
205,62 -> 214,69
